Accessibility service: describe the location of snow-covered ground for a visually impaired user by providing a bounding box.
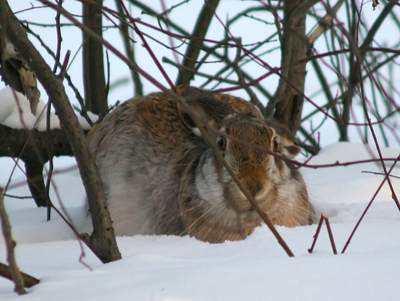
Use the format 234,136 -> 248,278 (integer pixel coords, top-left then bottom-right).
1,85 -> 400,300
1,140 -> 400,300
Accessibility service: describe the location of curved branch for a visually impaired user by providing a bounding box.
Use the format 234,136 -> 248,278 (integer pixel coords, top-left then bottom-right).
0,188 -> 32,294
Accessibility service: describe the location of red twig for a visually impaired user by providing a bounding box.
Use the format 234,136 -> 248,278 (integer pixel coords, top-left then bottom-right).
308,214 -> 324,254
116,0 -> 175,91
324,215 -> 337,255
295,157 -> 400,169
160,0 -> 180,65
40,0 -> 172,95
308,213 -> 337,255
357,51 -> 400,211
341,153 -> 400,253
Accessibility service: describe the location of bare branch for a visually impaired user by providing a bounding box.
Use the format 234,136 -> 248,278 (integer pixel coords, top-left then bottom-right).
0,262 -> 40,289
307,0 -> 344,45
115,0 -> 143,96
176,0 -> 220,85
337,0 -> 397,140
0,124 -> 74,207
308,213 -> 337,255
342,153 -> 400,253
0,187 -> 30,294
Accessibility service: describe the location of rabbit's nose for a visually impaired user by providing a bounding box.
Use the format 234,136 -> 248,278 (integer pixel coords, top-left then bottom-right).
239,164 -> 269,198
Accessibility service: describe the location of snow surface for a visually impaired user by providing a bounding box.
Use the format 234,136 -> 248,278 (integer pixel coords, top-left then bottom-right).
1,142 -> 400,300
0,87 -> 97,131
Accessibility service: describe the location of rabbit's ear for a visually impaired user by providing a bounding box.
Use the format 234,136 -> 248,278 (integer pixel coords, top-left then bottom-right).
265,118 -> 301,158
178,94 -> 233,136
177,97 -> 207,133
178,106 -> 197,132
282,139 -> 301,158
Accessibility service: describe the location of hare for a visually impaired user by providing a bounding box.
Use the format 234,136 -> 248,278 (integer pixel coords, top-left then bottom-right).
87,88 -> 313,243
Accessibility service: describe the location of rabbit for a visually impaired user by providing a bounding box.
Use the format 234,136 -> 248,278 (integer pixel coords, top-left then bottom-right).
87,88 -> 314,243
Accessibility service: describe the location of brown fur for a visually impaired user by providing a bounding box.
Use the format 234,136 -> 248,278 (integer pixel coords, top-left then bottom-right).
176,85 -> 301,158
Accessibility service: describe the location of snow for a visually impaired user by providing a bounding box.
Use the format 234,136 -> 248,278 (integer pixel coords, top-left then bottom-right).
0,87 -> 97,131
1,82 -> 400,300
1,141 -> 400,300
0,0 -> 399,297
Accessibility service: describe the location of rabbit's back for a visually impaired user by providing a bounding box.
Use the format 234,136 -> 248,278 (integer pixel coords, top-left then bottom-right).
88,93 -> 193,236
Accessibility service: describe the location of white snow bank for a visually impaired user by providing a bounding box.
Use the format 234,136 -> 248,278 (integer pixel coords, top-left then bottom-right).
0,87 -> 97,131
302,142 -> 400,222
0,143 -> 400,300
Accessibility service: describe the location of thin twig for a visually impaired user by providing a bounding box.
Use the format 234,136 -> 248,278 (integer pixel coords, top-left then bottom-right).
361,171 -> 400,179
26,28 -> 94,127
230,40 -> 265,113
115,0 -> 143,96
342,153 -> 400,253
0,187 -> 28,294
308,213 -> 324,253
52,0 -> 63,74
324,214 -> 337,255
308,213 -> 337,255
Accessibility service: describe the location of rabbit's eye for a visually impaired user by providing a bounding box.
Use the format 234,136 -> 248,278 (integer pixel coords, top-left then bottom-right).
217,136 -> 227,151
273,137 -> 279,152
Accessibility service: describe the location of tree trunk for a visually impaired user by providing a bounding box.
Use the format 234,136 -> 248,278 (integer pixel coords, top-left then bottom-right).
269,1 -> 308,134
83,0 -> 107,117
176,0 -> 220,86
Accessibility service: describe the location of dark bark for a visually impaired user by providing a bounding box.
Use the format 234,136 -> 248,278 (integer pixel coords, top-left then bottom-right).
0,262 -> 40,289
83,0 -> 107,117
0,125 -> 74,159
176,0 -> 220,86
268,1 -> 309,134
0,124 -> 74,207
0,0 -> 121,263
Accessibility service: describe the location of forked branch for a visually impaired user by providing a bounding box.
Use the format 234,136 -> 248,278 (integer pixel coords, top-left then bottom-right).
308,213 -> 337,255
